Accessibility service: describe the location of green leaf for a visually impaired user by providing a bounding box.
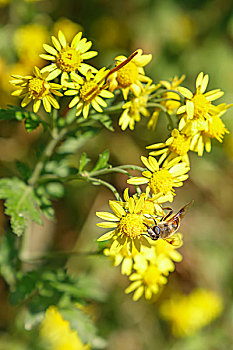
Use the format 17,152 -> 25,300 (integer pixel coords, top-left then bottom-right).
0,106 -> 41,132
79,153 -> 91,172
0,231 -> 17,286
91,113 -> 114,131
0,178 -> 42,236
57,129 -> 97,154
92,150 -> 110,172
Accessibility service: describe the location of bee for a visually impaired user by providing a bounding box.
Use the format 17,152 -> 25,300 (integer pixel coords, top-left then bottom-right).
143,201 -> 193,240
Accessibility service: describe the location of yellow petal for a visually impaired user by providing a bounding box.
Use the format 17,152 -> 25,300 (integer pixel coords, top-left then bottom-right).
109,200 -> 126,218
96,212 -> 119,221
97,230 -> 115,241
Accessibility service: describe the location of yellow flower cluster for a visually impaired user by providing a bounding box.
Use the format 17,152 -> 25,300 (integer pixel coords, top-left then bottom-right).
97,189 -> 184,301
10,30 -> 114,117
40,306 -> 90,350
148,73 -> 231,158
159,289 -> 223,337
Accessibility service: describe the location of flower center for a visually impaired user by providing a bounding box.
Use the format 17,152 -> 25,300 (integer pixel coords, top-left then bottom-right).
169,133 -> 190,156
149,169 -> 174,195
203,115 -> 228,141
80,81 -> 99,102
56,46 -> 82,72
117,213 -> 144,239
192,93 -> 210,119
28,77 -> 46,98
116,62 -> 139,88
143,265 -> 161,286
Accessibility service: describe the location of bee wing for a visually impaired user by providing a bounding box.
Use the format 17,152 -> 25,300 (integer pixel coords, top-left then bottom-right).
175,200 -> 194,220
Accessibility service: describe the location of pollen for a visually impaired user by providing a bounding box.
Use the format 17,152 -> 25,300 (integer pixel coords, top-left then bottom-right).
192,93 -> 211,119
117,213 -> 144,239
28,77 -> 46,98
203,115 -> 229,141
169,133 -> 190,156
80,81 -> 100,102
116,62 -> 139,88
149,169 -> 174,195
56,46 -> 82,72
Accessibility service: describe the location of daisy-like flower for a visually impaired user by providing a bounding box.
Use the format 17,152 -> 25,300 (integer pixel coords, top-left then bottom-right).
146,129 -> 191,166
127,156 -> 190,201
160,75 -> 186,115
65,68 -> 114,118
177,72 -> 224,126
96,193 -> 152,256
147,75 -> 185,130
125,262 -> 167,301
40,30 -> 98,85
108,49 -> 152,100
10,66 -> 62,113
159,289 -> 223,337
119,82 -> 158,130
40,306 -> 90,350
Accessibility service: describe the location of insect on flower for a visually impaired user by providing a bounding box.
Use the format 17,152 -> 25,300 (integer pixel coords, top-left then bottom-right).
143,201 -> 193,240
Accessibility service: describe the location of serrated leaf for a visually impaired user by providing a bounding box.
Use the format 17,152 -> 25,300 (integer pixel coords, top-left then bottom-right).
0,178 -> 42,236
91,113 -> 114,131
92,150 -> 110,172
79,153 -> 91,172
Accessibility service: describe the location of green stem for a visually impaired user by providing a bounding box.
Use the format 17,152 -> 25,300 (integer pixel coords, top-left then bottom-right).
88,176 -> 121,200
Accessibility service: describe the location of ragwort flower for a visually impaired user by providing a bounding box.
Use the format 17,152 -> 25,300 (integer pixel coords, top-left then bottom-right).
65,68 -> 114,118
40,30 -> 98,85
108,49 -> 152,99
119,82 -> 157,130
147,129 -> 191,165
127,156 -> 190,201
40,306 -> 90,349
10,66 -> 62,113
159,289 -> 223,337
96,193 -> 152,256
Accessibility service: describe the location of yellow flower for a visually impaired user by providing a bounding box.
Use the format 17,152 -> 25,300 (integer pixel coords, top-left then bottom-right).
127,156 -> 190,201
119,82 -> 157,130
159,289 -> 223,337
108,49 -> 152,99
10,66 -> 62,113
147,75 -> 185,130
177,72 -> 223,124
14,23 -> 48,66
96,193 -> 152,255
125,262 -> 167,301
40,306 -> 90,350
65,68 -> 114,119
40,30 -> 98,85
147,129 -> 191,166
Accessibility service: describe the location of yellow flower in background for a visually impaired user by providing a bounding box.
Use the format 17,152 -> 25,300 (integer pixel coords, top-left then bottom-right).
109,49 -> 152,99
53,18 -> 83,43
0,0 -> 9,7
125,262 -> 167,301
147,129 -> 191,166
40,30 -> 98,85
147,76 -> 185,130
177,72 -> 223,124
127,156 -> 190,201
65,68 -> 114,118
160,75 -> 185,114
40,306 -> 90,350
10,66 -> 62,113
159,289 -> 223,337
96,193 -> 152,255
119,82 -> 157,130
14,23 -> 48,66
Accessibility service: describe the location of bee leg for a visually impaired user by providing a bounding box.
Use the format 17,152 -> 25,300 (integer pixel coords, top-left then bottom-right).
162,207 -> 173,221
143,223 -> 150,229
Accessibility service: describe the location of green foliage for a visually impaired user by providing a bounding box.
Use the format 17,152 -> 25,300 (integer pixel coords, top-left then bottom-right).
0,178 -> 42,236
90,113 -> 114,131
0,231 -> 18,286
0,106 -> 42,132
92,150 -> 110,172
10,268 -> 106,313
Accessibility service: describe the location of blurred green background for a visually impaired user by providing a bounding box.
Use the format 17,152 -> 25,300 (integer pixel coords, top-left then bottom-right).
0,0 -> 233,349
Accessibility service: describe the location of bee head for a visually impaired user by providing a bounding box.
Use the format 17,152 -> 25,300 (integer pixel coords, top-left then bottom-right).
147,226 -> 160,240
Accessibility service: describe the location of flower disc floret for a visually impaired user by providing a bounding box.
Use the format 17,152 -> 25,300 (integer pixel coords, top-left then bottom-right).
117,214 -> 144,239
149,169 -> 174,195
56,46 -> 82,72
116,61 -> 139,88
